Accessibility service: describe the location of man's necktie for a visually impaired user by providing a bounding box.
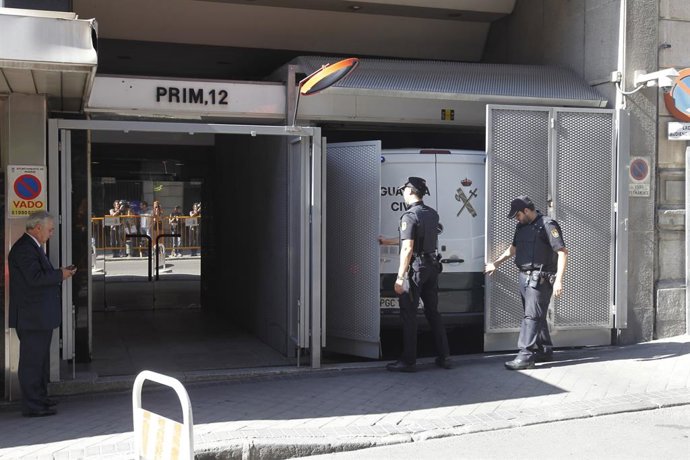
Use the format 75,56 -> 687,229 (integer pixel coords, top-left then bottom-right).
40,245 -> 54,269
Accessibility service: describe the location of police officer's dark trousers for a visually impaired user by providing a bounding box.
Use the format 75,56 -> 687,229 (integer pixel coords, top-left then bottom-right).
517,271 -> 553,360
398,259 -> 450,364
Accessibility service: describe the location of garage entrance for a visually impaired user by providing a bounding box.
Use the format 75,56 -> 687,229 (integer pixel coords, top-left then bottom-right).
49,119 -> 323,380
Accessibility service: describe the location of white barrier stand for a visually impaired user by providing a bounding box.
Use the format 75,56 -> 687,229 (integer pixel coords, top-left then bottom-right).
132,370 -> 194,460
91,238 -> 104,273
157,243 -> 173,273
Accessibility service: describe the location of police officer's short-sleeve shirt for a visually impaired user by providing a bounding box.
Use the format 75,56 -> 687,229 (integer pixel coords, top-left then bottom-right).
399,209 -> 418,241
544,219 -> 566,251
512,212 -> 565,271
399,202 -> 440,256
512,214 -> 565,251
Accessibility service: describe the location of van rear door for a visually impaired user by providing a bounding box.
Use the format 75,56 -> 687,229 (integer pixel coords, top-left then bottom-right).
435,152 -> 486,274
379,153 -> 436,275
378,149 -> 485,325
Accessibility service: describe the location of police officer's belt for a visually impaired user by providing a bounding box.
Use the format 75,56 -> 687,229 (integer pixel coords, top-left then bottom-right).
414,252 -> 437,259
521,269 -> 556,277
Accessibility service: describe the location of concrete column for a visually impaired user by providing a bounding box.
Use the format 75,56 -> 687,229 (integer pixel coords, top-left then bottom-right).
687,147 -> 690,335
2,94 -> 48,401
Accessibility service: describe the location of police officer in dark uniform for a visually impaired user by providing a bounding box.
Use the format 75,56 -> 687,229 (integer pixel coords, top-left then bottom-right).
484,195 -> 568,370
382,177 -> 451,372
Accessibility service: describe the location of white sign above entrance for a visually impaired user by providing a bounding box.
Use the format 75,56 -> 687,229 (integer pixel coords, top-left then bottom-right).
87,76 -> 285,120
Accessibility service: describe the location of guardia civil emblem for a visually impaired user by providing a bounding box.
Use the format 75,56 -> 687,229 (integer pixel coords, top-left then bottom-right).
455,178 -> 478,217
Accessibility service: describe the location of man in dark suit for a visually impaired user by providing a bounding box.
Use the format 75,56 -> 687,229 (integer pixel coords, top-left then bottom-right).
9,211 -> 76,417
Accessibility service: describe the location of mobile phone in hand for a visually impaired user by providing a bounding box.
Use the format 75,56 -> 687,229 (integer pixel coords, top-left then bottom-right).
67,264 -> 77,271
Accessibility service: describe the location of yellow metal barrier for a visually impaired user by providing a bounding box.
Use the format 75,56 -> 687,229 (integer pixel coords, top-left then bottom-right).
92,215 -> 201,257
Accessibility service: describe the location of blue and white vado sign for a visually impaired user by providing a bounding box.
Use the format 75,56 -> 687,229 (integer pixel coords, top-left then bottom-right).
86,76 -> 285,119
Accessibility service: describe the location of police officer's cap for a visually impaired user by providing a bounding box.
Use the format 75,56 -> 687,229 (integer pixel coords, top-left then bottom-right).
507,195 -> 534,218
398,177 -> 430,196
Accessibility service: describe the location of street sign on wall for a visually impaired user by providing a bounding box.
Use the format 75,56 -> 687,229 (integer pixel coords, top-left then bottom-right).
664,68 -> 690,122
629,157 -> 650,197
8,165 -> 47,218
668,122 -> 690,140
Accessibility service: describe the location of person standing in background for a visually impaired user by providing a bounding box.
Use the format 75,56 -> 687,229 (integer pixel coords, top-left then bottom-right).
138,200 -> 152,257
108,200 -> 122,258
169,205 -> 183,257
122,203 -> 138,257
139,201 -> 151,238
189,202 -> 201,257
152,200 -> 163,244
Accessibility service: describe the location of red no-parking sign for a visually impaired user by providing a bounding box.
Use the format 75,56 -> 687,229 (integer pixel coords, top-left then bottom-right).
629,157 -> 650,197
8,165 -> 47,217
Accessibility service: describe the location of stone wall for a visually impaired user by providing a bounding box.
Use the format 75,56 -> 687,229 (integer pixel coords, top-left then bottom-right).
655,0 -> 690,337
484,0 -> 662,343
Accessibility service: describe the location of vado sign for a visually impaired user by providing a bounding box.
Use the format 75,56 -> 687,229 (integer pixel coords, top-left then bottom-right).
8,165 -> 47,217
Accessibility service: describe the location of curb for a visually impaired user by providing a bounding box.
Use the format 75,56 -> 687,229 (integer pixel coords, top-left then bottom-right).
192,389 -> 690,460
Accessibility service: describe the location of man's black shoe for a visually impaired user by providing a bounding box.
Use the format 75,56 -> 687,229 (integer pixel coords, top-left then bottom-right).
44,398 -> 59,407
386,361 -> 417,373
22,408 -> 57,417
504,358 -> 535,370
435,357 -> 453,369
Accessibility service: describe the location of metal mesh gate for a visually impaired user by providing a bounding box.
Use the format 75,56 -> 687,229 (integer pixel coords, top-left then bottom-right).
553,110 -> 615,328
486,107 -> 550,331
486,105 -> 617,342
325,141 -> 381,358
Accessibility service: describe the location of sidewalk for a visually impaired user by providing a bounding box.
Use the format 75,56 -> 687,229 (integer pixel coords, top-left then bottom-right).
1,335 -> 689,459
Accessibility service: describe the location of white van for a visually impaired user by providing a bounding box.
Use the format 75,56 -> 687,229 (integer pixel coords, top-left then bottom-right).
379,148 -> 486,328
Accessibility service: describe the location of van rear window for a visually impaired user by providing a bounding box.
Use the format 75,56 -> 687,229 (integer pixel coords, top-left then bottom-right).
419,149 -> 451,155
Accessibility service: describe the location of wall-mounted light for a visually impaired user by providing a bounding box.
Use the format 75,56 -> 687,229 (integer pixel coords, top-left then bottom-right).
291,57 -> 359,127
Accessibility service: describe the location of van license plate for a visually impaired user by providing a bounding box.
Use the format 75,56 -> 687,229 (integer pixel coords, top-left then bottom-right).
380,297 -> 399,309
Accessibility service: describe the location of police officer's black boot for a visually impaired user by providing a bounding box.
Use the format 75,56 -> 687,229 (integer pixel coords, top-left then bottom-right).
504,356 -> 535,370
435,357 -> 453,369
386,360 -> 417,373
535,346 -> 554,362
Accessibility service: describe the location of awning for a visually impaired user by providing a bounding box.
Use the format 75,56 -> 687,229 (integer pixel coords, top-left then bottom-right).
0,8 -> 98,112
283,56 -> 608,126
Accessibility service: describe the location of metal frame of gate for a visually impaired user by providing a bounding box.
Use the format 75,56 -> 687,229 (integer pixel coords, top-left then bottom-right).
484,105 -> 628,352
47,119 -> 324,372
323,141 -> 381,358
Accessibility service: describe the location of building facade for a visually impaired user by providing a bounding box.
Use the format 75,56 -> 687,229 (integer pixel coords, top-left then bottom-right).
1,0 -> 687,398
484,0 -> 689,345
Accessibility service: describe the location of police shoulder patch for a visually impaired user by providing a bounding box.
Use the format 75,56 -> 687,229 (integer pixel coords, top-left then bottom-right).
401,221 -> 407,231
550,228 -> 559,238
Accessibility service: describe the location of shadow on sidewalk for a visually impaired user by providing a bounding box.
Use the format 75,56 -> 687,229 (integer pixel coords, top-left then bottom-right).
0,337 -> 688,450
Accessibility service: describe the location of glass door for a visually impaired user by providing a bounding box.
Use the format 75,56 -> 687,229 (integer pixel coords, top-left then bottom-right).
92,179 -> 154,311
151,187 -> 202,310
91,179 -> 201,311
